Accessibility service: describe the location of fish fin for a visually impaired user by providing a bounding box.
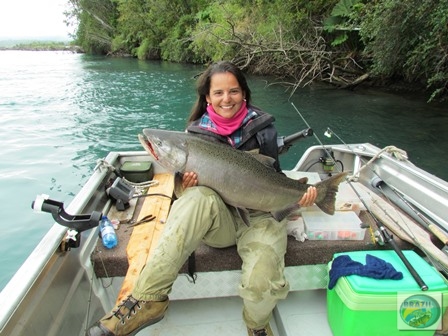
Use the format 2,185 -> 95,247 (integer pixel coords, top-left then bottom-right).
174,172 -> 185,198
272,204 -> 301,222
296,177 -> 308,184
235,207 -> 250,226
246,152 -> 277,169
314,172 -> 348,215
246,148 -> 260,154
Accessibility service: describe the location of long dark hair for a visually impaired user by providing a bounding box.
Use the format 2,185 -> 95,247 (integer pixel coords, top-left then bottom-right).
188,61 -> 252,123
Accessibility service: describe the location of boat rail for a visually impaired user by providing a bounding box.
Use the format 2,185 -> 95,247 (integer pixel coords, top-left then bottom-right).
0,151 -> 121,333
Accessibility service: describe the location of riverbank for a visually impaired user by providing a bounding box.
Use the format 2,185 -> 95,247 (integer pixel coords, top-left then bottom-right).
0,44 -> 438,103
0,46 -> 84,53
0,40 -> 83,53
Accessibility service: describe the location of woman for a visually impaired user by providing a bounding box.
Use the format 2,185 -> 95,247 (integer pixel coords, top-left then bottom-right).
87,61 -> 316,336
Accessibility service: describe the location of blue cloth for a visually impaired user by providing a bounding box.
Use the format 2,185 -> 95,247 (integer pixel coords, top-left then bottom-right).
328,254 -> 403,289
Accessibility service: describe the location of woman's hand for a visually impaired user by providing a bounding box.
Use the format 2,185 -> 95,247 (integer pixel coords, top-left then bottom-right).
298,186 -> 317,207
182,172 -> 198,189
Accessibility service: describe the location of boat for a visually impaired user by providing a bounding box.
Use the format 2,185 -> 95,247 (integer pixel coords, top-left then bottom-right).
1,128 -> 448,336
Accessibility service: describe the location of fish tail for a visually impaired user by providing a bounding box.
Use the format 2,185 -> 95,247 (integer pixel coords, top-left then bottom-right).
314,172 -> 348,215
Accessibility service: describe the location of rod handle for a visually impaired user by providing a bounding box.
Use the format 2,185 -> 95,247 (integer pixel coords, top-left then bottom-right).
428,224 -> 448,245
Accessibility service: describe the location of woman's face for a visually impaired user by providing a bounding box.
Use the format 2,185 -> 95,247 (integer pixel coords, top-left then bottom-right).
206,72 -> 245,119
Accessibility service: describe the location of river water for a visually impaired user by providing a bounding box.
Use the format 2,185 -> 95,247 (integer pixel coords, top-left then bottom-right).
0,50 -> 447,290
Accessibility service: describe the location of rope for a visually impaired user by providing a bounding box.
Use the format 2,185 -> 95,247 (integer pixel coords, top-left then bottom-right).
94,158 -> 116,173
363,145 -> 410,167
122,178 -> 159,189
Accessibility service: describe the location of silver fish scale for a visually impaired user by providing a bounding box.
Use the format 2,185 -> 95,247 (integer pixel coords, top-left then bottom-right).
142,129 -> 346,218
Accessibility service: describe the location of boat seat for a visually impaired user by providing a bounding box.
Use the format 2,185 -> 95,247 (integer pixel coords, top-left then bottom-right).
178,210 -> 413,274
91,207 -> 412,278
91,173 -> 414,285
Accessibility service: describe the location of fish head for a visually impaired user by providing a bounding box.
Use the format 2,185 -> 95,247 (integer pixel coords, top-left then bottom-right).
138,129 -> 188,173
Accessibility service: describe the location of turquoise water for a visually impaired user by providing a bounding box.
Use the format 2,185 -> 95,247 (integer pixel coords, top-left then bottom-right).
0,51 -> 447,290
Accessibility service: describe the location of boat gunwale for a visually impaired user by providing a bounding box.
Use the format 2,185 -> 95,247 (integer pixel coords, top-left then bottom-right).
0,151 -> 123,330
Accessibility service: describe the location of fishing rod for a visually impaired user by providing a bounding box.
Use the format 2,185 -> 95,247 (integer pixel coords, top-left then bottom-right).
372,178 -> 448,246
291,102 -> 429,291
325,126 -> 448,279
324,125 -> 448,248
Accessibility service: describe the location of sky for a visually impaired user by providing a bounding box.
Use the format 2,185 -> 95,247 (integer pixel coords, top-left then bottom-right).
0,0 -> 72,39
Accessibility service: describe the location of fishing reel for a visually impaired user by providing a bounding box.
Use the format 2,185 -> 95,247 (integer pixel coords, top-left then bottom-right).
320,149 -> 336,173
360,222 -> 385,245
374,229 -> 386,245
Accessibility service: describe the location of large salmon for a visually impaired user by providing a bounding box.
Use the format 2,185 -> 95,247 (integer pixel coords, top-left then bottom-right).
138,129 -> 347,221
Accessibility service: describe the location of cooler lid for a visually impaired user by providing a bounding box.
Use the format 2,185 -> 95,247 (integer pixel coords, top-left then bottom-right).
333,250 -> 448,294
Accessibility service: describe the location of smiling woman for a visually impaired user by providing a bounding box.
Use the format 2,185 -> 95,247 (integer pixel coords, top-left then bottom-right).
0,0 -> 70,39
206,72 -> 246,119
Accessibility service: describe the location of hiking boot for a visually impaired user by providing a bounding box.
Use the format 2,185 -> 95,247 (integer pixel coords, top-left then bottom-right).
247,324 -> 274,336
86,295 -> 169,336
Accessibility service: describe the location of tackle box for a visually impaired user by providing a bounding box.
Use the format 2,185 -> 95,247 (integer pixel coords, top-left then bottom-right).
302,211 -> 365,240
327,250 -> 448,335
119,161 -> 154,183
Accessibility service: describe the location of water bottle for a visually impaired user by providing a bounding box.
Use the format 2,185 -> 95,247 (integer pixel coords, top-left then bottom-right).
99,215 -> 118,249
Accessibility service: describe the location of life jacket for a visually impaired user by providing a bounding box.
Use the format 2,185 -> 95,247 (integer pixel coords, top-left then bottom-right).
187,106 -> 282,172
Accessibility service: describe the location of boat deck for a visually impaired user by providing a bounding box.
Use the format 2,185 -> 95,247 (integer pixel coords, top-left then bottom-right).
134,289 -> 331,336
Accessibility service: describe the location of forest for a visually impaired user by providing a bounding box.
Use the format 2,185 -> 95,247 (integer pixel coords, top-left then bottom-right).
65,0 -> 448,102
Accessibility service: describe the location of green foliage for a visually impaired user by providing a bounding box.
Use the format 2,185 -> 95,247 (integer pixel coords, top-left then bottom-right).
331,0 -> 361,17
359,0 -> 448,101
160,14 -> 197,62
10,41 -> 69,50
136,38 -> 151,59
66,0 -> 448,101
113,0 -> 151,55
323,0 -> 363,46
189,2 -> 245,63
188,0 -> 334,65
67,0 -> 118,54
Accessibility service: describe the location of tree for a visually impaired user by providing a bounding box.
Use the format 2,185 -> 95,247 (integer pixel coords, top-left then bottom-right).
67,0 -> 448,102
359,0 -> 448,101
66,0 -> 118,54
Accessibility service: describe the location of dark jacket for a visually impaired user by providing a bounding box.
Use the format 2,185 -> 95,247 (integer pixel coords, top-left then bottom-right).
187,106 -> 282,172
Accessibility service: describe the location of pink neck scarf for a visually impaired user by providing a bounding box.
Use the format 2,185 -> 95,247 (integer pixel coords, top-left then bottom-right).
206,101 -> 248,136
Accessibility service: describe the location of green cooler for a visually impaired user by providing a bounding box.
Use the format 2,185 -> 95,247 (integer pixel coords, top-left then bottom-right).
327,250 -> 448,336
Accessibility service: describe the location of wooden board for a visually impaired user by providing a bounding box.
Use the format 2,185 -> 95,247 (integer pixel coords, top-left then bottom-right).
116,173 -> 174,304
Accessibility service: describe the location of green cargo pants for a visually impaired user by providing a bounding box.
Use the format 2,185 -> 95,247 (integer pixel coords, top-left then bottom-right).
133,186 -> 290,329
